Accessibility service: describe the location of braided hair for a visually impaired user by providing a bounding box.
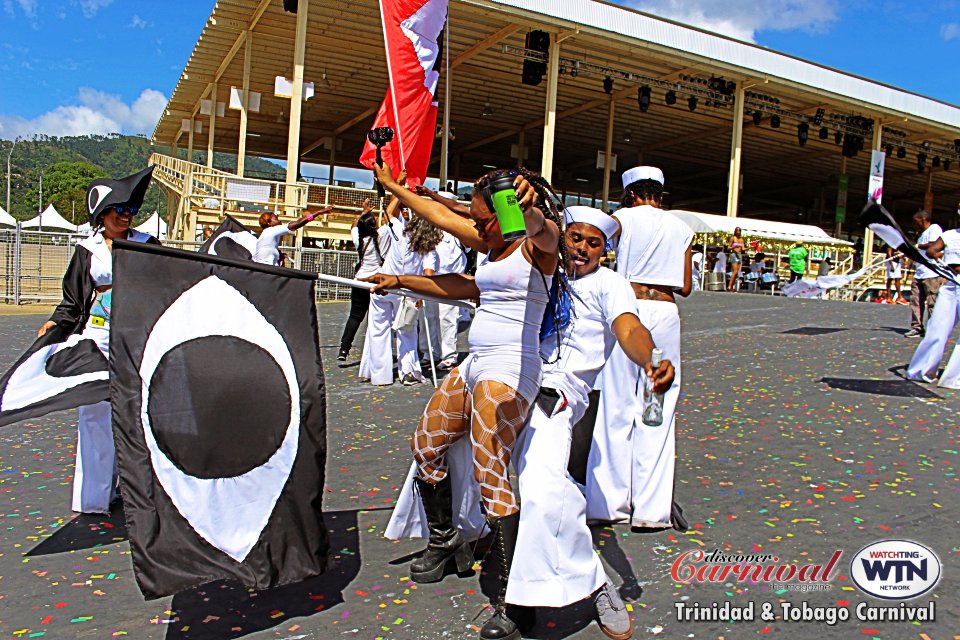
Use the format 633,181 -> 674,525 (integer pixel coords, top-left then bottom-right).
473,168 -> 574,355
356,213 -> 381,263
621,178 -> 664,208
405,215 -> 443,255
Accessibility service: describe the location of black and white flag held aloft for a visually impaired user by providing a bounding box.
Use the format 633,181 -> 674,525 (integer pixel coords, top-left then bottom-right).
0,326 -> 109,427
198,214 -> 259,260
110,240 -> 329,599
860,199 -> 960,284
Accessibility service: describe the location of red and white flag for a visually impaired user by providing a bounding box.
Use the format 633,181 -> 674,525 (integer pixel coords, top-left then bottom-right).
359,0 -> 447,187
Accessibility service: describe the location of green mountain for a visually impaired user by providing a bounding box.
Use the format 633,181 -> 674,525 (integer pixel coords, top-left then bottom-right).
0,134 -> 283,225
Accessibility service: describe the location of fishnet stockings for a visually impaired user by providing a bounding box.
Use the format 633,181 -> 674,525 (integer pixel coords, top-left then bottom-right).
411,368 -> 529,518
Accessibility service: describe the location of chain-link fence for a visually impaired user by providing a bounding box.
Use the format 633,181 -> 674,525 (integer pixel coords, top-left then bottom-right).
0,230 -> 357,305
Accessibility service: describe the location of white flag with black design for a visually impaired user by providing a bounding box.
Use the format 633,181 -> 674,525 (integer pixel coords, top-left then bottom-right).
110,240 -> 329,599
198,214 -> 258,260
0,326 -> 109,427
859,200 -> 960,284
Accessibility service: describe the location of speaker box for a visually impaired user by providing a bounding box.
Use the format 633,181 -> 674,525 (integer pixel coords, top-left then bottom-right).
522,30 -> 550,86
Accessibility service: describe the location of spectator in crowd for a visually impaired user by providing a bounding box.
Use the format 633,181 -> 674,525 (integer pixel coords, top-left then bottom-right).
787,241 -> 808,283
885,247 -> 905,304
727,227 -> 745,291
905,209 -> 944,338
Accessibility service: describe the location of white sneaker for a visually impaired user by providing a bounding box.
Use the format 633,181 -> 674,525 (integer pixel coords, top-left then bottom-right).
594,580 -> 633,639
436,357 -> 457,372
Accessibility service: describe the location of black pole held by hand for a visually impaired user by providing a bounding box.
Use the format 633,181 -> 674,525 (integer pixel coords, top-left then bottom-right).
367,127 -> 395,199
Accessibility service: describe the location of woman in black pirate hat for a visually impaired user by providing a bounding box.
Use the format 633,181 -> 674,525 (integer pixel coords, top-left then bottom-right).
36,166 -> 160,514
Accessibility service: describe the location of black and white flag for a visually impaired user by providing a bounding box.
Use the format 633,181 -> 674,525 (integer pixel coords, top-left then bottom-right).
110,240 -> 329,599
859,200 -> 960,284
199,214 -> 258,260
0,326 -> 109,427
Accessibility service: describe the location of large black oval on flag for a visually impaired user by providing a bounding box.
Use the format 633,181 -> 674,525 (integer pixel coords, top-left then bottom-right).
146,336 -> 291,479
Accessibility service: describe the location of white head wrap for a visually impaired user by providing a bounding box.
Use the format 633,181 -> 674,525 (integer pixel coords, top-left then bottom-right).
563,206 -> 619,239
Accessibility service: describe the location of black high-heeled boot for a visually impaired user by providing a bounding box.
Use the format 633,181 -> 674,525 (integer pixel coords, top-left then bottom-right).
479,513 -> 535,640
410,476 -> 473,583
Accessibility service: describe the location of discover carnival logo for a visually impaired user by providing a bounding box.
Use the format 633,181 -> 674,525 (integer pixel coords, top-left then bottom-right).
671,548 -> 841,588
849,540 -> 942,600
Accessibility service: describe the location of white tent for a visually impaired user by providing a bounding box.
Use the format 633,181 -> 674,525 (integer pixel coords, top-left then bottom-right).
0,205 -> 16,227
76,221 -> 92,235
21,204 -> 78,232
134,211 -> 167,240
665,210 -> 853,248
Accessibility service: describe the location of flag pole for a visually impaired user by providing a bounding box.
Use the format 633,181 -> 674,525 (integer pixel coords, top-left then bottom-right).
421,311 -> 438,388
314,272 -> 473,309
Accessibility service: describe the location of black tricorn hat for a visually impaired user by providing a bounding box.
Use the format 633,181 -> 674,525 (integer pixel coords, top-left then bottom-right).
87,166 -> 154,227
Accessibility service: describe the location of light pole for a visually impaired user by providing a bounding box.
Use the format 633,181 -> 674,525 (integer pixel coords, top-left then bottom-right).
5,136 -> 18,216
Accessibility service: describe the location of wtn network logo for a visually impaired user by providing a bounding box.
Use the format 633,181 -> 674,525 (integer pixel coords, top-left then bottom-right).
850,540 -> 941,600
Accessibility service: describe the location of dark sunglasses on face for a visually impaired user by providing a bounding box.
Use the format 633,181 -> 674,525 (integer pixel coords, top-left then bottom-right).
112,206 -> 139,215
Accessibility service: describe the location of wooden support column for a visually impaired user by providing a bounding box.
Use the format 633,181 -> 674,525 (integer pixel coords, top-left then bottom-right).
600,96 -> 615,213
726,83 -> 746,217
285,0 -> 309,190
207,83 -> 217,169
328,137 -> 336,185
439,20 -> 451,185
187,117 -> 195,162
540,33 -> 561,182
237,32 -> 253,177
836,155 -> 847,238
863,123 -> 884,268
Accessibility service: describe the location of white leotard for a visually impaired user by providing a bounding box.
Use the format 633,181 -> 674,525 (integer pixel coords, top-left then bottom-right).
462,243 -> 552,403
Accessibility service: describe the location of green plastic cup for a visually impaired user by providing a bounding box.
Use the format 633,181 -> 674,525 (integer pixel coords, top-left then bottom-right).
488,175 -> 527,241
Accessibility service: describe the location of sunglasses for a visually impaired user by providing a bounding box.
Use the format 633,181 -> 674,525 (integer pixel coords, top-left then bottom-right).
112,206 -> 139,215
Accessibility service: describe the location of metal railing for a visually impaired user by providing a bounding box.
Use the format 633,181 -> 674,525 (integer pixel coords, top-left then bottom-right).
0,230 -> 358,305
149,153 -> 386,242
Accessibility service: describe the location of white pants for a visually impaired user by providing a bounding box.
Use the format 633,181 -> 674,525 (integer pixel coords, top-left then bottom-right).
72,322 -> 116,514
360,293 -> 422,384
439,303 -> 460,361
506,400 -> 607,607
588,300 -> 681,528
906,280 -> 960,386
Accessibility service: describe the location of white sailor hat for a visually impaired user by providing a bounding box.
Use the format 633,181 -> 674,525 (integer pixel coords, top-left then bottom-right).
621,165 -> 665,189
563,206 -> 619,239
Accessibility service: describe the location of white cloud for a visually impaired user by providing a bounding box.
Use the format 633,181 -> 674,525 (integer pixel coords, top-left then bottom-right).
622,0 -> 840,43
129,14 -> 148,29
942,23 -> 960,41
4,0 -> 38,18
75,0 -> 113,18
0,88 -> 167,138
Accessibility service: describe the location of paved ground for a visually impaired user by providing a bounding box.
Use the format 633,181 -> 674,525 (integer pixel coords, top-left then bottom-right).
0,293 -> 957,640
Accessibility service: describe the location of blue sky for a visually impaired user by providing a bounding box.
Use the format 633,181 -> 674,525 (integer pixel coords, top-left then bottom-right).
0,0 -> 958,182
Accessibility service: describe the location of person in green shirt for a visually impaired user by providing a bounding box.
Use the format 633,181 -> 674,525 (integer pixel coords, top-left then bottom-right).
788,242 -> 808,283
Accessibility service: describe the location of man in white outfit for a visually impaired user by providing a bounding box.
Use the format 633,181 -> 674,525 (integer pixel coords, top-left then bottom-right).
359,202 -> 425,385
905,229 -> 960,387
588,166 -> 693,530
509,206 -> 674,639
905,210 -> 944,337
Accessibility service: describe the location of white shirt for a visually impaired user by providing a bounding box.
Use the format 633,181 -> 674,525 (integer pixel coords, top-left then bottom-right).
613,205 -> 693,288
714,251 -> 727,273
351,227 -> 384,279
941,229 -> 960,266
691,251 -> 703,272
915,224 -> 943,279
380,216 -> 408,276
542,267 -> 638,415
435,231 -> 468,275
253,224 -> 293,265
